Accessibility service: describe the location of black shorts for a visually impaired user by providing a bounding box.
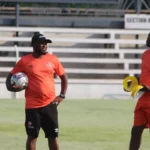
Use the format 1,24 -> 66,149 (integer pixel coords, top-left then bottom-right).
25,102 -> 58,138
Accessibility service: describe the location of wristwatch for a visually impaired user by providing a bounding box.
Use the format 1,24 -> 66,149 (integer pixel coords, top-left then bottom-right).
59,93 -> 65,99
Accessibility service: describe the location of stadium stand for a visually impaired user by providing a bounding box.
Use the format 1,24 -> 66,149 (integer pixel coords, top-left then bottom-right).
0,0 -> 150,99
0,27 -> 148,84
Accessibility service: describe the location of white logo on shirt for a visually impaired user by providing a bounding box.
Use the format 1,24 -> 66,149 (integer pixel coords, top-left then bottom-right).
45,62 -> 54,70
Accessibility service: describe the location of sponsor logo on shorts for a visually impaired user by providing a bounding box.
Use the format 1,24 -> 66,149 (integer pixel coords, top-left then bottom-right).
28,121 -> 34,129
55,128 -> 59,133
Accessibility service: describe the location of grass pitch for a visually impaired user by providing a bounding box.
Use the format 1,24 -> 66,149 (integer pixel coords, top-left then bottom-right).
0,99 -> 150,150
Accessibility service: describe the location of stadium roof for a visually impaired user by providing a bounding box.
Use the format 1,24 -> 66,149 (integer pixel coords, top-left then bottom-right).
1,0 -> 119,4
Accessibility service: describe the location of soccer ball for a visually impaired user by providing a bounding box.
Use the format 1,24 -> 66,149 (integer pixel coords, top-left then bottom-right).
11,72 -> 28,89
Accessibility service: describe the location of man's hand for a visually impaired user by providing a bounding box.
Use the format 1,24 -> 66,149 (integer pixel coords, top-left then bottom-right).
53,96 -> 64,105
140,85 -> 150,92
12,83 -> 25,90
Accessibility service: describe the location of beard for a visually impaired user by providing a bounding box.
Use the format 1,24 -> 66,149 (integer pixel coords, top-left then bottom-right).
40,50 -> 47,55
33,45 -> 47,55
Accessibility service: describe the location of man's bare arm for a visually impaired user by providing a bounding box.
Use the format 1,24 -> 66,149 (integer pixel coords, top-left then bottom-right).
59,73 -> 68,95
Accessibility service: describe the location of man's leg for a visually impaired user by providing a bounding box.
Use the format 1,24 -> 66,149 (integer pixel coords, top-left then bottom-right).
129,124 -> 146,150
25,108 -> 41,150
42,103 -> 59,150
48,137 -> 59,150
26,136 -> 37,150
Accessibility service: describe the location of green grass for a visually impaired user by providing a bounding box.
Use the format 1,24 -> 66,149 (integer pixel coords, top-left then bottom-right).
0,99 -> 150,150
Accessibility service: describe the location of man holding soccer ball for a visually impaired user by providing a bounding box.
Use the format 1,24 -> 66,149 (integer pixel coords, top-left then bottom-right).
6,33 -> 68,150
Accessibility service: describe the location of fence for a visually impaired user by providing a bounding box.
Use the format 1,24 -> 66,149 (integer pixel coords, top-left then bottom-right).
0,7 -> 129,17
0,27 -> 148,85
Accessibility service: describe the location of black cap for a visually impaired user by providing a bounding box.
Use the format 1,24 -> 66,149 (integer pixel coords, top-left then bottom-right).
31,34 -> 52,46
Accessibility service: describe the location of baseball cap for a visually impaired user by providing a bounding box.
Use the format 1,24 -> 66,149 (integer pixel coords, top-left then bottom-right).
31,34 -> 52,45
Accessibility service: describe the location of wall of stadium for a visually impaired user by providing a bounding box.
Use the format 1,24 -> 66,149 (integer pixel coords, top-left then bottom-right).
0,83 -> 131,100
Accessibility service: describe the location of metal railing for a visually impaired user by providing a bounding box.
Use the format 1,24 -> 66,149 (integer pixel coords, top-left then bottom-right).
1,7 -> 149,17
0,27 -> 148,84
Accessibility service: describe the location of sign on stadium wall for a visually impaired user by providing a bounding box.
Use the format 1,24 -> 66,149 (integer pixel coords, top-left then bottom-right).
125,14 -> 150,29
